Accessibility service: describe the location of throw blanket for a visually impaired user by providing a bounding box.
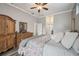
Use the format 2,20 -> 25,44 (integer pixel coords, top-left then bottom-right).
18,35 -> 50,56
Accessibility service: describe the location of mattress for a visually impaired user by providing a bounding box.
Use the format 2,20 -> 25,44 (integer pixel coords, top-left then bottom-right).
43,40 -> 78,56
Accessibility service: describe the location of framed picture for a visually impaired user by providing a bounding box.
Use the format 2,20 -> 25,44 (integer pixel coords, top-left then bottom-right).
19,22 -> 27,33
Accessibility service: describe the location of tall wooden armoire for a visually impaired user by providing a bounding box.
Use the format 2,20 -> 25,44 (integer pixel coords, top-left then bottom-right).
0,15 -> 15,53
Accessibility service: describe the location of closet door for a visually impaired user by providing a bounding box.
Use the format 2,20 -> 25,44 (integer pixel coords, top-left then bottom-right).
6,17 -> 12,34
10,20 -> 15,33
6,35 -> 15,49
0,36 -> 7,52
5,17 -> 15,49
0,36 -> 4,52
0,16 -> 7,52
5,16 -> 15,34
0,16 -> 5,34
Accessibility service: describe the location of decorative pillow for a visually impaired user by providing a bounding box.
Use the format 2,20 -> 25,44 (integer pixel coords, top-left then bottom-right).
61,32 -> 78,49
73,37 -> 79,53
51,32 -> 64,43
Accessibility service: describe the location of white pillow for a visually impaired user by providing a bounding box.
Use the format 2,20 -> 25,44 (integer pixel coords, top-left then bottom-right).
51,32 -> 64,43
73,37 -> 79,53
61,32 -> 78,49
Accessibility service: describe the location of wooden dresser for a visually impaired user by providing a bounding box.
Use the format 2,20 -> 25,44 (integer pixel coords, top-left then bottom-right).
0,14 -> 33,53
15,32 -> 33,47
0,15 -> 15,53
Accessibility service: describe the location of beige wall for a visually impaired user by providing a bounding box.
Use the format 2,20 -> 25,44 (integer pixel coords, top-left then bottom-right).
38,12 -> 72,34
53,12 -> 72,33
75,14 -> 79,32
75,4 -> 79,32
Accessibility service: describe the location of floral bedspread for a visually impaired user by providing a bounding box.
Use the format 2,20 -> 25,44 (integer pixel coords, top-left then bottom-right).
18,35 -> 50,56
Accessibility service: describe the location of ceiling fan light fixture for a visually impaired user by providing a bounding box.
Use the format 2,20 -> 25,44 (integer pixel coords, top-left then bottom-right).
30,3 -> 48,13
37,6 -> 42,10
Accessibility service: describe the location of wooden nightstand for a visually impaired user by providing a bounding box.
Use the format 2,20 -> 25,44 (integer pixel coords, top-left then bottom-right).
15,32 -> 33,47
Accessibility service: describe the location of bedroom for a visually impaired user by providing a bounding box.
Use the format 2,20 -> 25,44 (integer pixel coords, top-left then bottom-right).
0,3 -> 79,56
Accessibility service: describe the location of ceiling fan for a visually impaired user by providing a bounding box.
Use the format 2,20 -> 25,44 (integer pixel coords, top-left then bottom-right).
30,3 -> 48,13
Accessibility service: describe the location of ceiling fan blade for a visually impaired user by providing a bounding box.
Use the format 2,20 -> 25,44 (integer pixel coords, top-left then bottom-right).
43,7 -> 48,10
30,7 -> 36,9
35,3 -> 40,5
42,3 -> 47,6
38,9 -> 40,13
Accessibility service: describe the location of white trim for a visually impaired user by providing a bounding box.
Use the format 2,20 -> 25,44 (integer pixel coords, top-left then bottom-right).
7,3 -> 72,19
40,9 -> 72,18
53,9 -> 72,15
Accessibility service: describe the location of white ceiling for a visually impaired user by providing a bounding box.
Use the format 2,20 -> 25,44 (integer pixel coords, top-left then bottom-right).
7,3 -> 75,18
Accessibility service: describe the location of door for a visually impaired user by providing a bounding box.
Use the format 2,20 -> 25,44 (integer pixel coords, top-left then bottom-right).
5,17 -> 15,49
0,16 -> 5,34
37,23 -> 43,35
6,17 -> 15,34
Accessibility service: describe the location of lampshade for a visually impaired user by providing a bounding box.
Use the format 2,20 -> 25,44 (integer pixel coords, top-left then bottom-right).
46,16 -> 54,25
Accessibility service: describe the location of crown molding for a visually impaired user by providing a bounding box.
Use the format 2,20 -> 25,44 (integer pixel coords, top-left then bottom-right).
7,3 -> 73,19
7,3 -> 39,19
53,9 -> 72,15
40,9 -> 72,18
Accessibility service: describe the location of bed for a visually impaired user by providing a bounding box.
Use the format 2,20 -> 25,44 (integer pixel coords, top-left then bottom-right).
18,32 -> 79,56
43,40 -> 78,56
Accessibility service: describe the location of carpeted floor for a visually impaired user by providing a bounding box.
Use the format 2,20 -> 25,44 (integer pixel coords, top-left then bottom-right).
0,48 -> 20,56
